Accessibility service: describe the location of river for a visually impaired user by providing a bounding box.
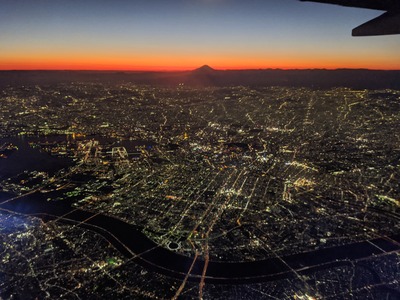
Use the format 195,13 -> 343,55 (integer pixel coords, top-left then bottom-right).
1,137 -> 399,284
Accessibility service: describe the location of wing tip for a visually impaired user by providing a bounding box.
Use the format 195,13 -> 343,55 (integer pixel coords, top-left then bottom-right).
352,12 -> 400,36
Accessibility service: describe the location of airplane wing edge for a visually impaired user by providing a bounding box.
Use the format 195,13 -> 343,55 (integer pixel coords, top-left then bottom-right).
352,11 -> 400,36
299,0 -> 389,11
300,0 -> 400,36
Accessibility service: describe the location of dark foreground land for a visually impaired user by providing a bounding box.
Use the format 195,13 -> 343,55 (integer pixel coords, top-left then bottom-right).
1,67 -> 400,89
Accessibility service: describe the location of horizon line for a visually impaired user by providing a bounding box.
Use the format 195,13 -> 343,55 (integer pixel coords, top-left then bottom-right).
1,67 -> 400,72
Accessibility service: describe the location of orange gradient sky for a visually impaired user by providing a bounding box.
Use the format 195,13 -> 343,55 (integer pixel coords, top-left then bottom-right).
1,0 -> 399,71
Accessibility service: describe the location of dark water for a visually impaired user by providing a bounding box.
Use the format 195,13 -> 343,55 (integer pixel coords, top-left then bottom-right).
1,138 -> 400,284
0,135 -> 155,180
0,136 -> 72,180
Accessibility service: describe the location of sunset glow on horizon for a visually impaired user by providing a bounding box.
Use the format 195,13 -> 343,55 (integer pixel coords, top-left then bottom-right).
1,0 -> 399,71
2,58 -> 400,72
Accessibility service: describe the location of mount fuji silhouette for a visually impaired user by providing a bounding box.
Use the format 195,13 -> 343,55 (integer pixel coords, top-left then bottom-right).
192,65 -> 216,73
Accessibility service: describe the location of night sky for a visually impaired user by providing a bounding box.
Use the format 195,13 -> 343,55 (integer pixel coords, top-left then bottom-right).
1,0 -> 399,70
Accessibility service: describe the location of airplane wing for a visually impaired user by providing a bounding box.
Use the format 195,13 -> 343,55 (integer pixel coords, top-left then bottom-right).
300,0 -> 400,36
300,0 -> 396,11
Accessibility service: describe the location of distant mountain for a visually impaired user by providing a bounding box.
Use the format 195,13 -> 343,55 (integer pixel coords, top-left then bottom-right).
187,65 -> 218,86
192,65 -> 216,73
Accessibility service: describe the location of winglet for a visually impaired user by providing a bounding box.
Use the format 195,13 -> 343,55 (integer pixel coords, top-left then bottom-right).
352,11 -> 400,36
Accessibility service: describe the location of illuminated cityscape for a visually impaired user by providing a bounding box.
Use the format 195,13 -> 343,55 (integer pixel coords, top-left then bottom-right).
1,79 -> 399,299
